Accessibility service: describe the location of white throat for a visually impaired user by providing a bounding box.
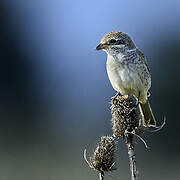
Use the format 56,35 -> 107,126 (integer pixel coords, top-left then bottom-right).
107,48 -> 136,63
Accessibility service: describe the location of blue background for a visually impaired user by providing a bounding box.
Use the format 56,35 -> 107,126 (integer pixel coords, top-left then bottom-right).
0,0 -> 180,179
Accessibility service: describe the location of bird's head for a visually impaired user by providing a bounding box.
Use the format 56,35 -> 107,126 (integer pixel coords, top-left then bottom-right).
96,31 -> 136,55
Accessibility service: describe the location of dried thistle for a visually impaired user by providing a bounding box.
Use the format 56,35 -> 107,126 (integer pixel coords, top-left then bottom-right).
84,136 -> 116,179
111,95 -> 141,138
84,94 -> 164,180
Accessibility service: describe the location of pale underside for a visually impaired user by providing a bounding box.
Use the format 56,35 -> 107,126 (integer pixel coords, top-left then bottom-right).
106,54 -> 150,104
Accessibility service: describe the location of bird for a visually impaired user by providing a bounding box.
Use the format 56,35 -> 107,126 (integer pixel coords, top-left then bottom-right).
96,31 -> 156,127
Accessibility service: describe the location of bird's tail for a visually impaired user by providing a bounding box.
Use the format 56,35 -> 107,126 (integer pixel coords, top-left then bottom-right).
139,100 -> 156,127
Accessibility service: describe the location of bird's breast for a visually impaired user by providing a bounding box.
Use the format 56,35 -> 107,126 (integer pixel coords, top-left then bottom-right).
106,55 -> 142,95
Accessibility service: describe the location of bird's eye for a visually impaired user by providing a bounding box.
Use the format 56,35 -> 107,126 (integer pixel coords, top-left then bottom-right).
109,39 -> 116,44
117,39 -> 125,44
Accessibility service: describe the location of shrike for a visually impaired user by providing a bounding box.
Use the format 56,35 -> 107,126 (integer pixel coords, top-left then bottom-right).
96,31 -> 156,127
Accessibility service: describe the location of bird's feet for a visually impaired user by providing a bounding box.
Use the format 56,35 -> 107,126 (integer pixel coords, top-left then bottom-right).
111,92 -> 121,103
111,92 -> 119,100
111,93 -> 129,104
122,95 -> 129,100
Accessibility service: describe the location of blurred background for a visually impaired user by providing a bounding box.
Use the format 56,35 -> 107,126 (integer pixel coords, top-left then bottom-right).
0,0 -> 180,179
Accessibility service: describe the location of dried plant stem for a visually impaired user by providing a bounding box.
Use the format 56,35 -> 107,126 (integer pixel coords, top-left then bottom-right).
99,171 -> 104,180
125,134 -> 137,180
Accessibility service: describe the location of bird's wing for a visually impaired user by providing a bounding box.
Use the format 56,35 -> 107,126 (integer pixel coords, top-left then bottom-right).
135,48 -> 151,91
136,48 -> 150,73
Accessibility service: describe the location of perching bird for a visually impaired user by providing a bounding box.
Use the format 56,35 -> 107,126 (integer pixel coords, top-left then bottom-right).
96,31 -> 156,127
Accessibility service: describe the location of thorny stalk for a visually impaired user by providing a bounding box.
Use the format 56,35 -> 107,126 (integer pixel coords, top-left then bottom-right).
99,171 -> 104,180
125,133 -> 137,180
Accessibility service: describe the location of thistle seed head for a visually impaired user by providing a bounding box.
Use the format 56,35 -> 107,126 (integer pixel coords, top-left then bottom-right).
89,136 -> 116,173
111,95 -> 141,138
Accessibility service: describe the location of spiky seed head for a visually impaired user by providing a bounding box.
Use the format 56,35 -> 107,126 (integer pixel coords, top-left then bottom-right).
111,95 -> 141,138
89,136 -> 116,173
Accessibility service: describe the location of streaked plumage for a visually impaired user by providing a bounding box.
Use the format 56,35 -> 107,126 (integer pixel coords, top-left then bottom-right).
96,31 -> 156,127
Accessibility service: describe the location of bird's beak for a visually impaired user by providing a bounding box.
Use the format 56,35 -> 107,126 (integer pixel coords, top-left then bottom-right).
96,43 -> 107,50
